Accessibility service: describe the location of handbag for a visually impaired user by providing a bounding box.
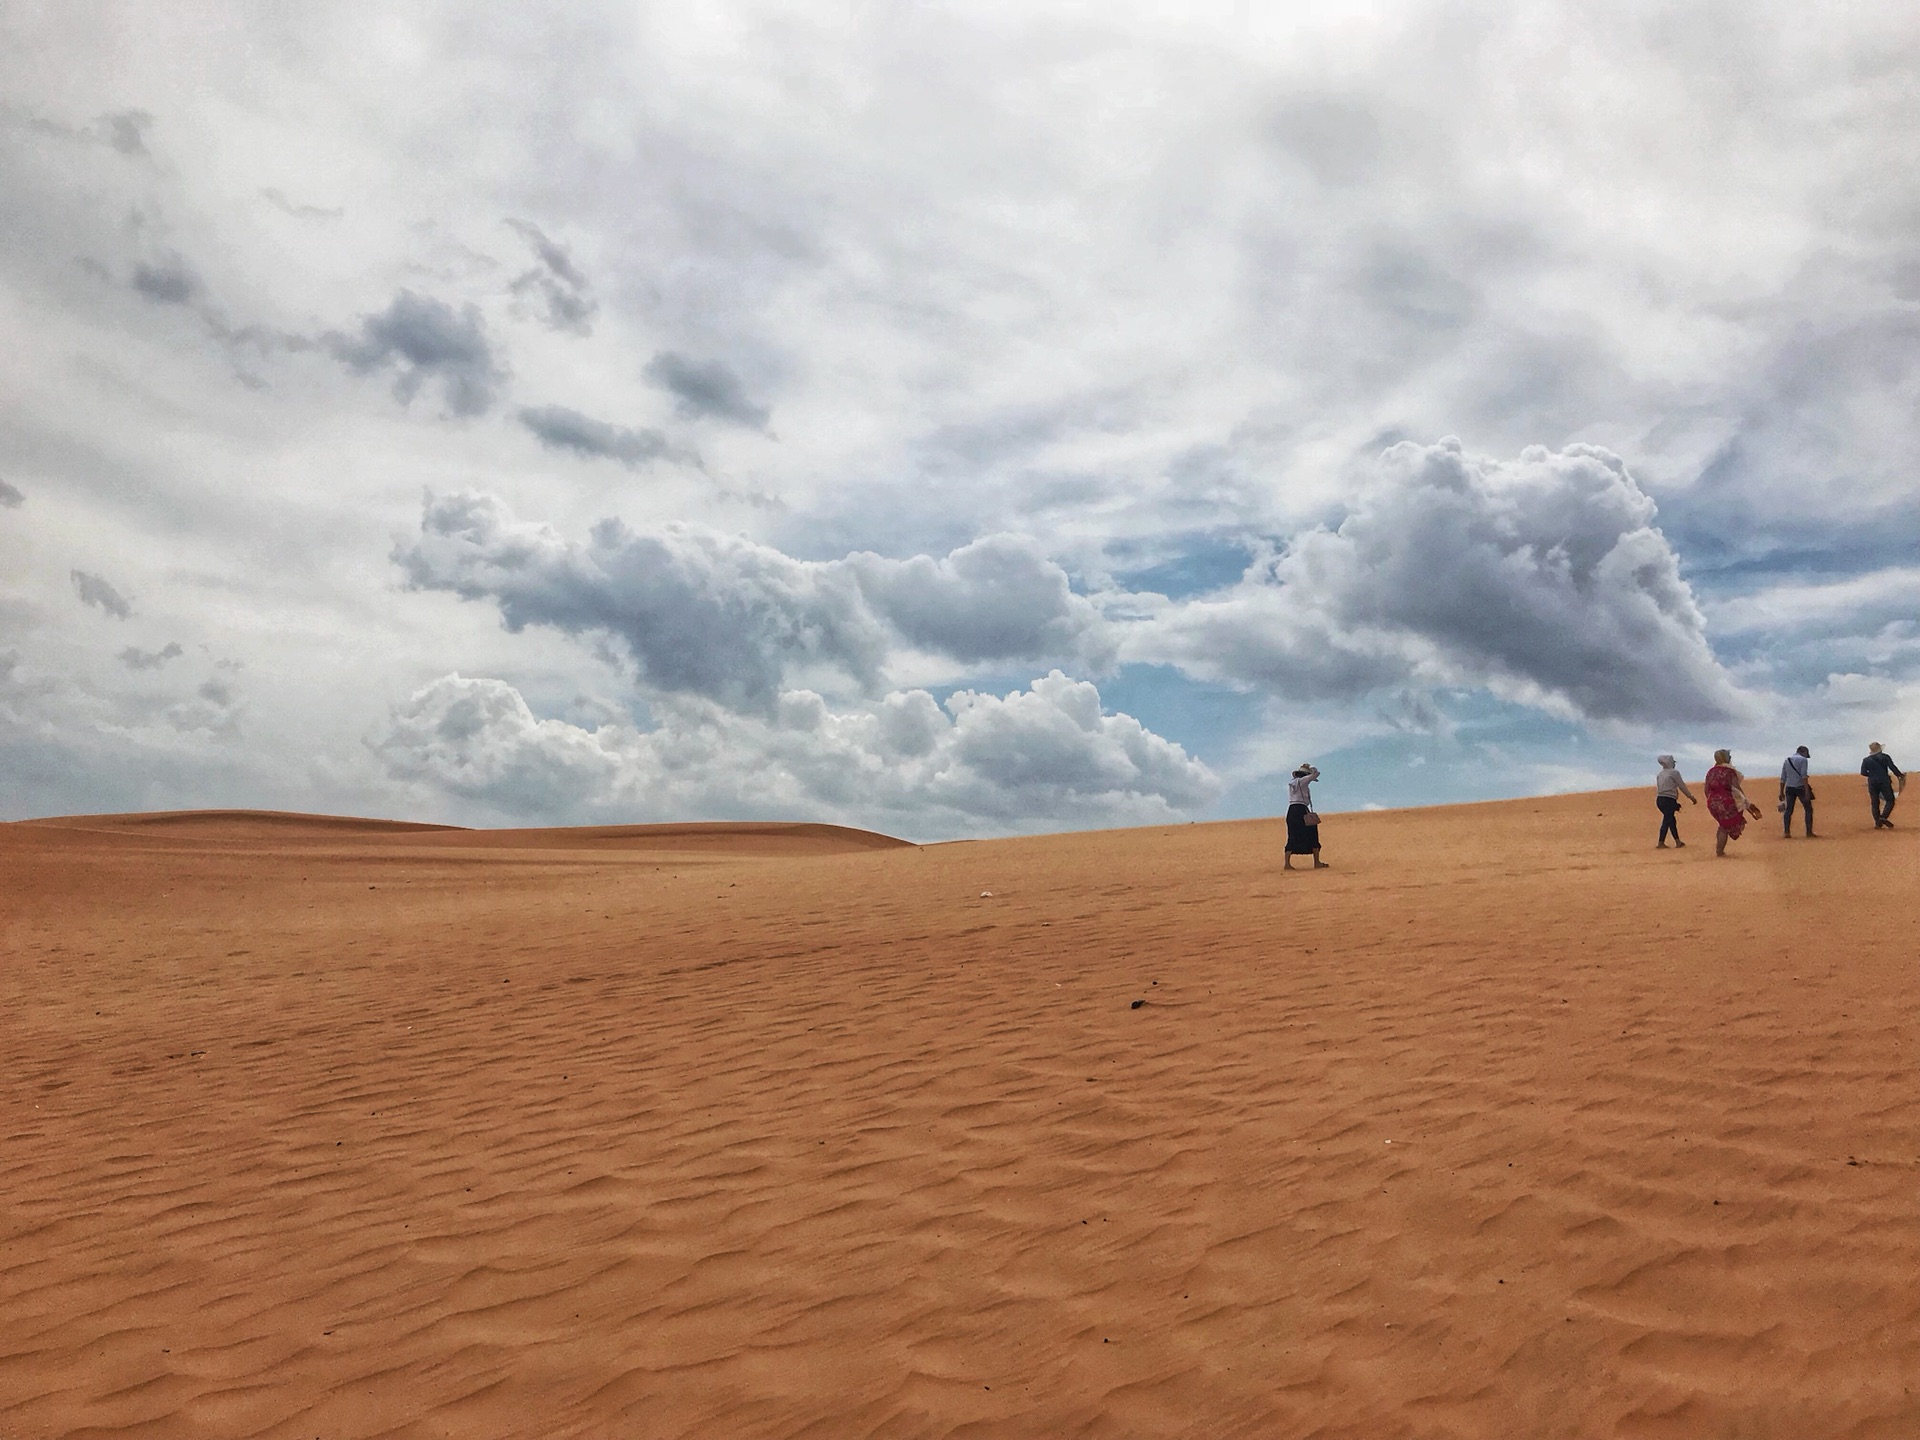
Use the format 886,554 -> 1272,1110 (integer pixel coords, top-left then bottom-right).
1304,809 -> 1321,825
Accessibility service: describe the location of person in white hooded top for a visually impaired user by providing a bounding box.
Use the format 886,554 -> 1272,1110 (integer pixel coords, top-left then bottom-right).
1284,764 -> 1327,870
1654,755 -> 1698,849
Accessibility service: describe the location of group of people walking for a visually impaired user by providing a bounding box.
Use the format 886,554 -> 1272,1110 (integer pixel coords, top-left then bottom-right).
1654,744 -> 1906,857
1279,746 -> 1905,868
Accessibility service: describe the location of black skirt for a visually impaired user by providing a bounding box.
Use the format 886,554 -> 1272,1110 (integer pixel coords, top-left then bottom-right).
1285,802 -> 1320,854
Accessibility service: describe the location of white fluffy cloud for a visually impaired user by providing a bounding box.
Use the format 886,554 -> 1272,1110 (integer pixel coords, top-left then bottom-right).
398,440 -> 1740,741
1132,440 -> 1744,724
370,670 -> 1217,836
395,492 -> 1110,710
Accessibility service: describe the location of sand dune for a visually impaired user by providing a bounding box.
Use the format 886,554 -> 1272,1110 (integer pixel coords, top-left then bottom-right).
3,780 -> 1917,1437
16,811 -> 903,855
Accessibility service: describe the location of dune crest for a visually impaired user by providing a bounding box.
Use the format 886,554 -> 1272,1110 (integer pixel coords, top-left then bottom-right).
10,809 -> 908,855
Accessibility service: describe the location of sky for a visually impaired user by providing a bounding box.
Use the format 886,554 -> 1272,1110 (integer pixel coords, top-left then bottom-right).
3,0 -> 1918,839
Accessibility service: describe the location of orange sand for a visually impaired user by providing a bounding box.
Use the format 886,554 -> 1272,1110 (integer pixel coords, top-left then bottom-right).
3,781 -> 1917,1438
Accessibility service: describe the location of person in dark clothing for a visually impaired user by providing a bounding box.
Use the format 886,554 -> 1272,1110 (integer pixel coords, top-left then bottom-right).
1861,742 -> 1905,829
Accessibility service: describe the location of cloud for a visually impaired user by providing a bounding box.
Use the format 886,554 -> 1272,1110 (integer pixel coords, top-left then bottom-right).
1131,440 -> 1743,725
1701,566 -> 1920,685
517,404 -> 685,469
369,670 -> 1216,835
130,254 -> 200,305
396,492 -> 886,711
644,352 -> 769,429
12,2 -> 1920,830
326,290 -> 503,416
98,109 -> 152,156
168,674 -> 241,736
0,478 -> 22,508
369,673 -> 620,817
843,534 -> 1109,666
261,188 -> 342,221
71,570 -> 132,619
936,671 -> 1219,822
118,641 -> 183,670
506,219 -> 596,334
13,106 -> 152,156
395,492 -> 1108,712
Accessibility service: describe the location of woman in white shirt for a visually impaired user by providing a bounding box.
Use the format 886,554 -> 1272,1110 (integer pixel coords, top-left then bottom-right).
1654,755 -> 1697,849
1284,764 -> 1328,870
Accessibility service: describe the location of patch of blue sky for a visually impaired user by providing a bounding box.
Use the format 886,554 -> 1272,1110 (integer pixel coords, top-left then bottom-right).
1658,497 -> 1920,593
1210,692 -> 1665,821
1085,664 -> 1267,765
507,667 -> 650,732
1719,629 -> 1920,689
1105,535 -> 1257,599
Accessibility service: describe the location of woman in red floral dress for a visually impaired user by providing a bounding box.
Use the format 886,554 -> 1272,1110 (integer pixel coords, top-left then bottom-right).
1704,748 -> 1763,858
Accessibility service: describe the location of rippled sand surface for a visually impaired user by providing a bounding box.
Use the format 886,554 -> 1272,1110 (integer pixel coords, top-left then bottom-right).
4,784 -> 1916,1438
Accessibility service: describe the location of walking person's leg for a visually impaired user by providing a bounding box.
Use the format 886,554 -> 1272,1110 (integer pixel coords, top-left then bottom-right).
1784,788 -> 1813,837
1870,784 -> 1894,826
1657,797 -> 1679,847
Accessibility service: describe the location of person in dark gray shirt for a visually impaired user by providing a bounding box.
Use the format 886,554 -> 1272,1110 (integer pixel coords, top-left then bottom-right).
1861,742 -> 1905,829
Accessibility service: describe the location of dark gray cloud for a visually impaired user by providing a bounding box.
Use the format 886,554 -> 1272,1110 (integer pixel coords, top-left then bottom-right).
119,641 -> 182,670
326,290 -> 503,416
99,109 -> 152,156
168,674 -> 241,736
644,351 -> 769,429
1133,440 -> 1744,725
15,106 -> 152,156
130,253 -> 199,305
517,404 -> 685,469
506,220 -> 596,334
1267,95 -> 1388,188
261,188 -> 342,221
70,570 -> 132,619
394,492 -> 1106,713
0,478 -> 22,508
845,534 -> 1109,666
396,492 -> 885,712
